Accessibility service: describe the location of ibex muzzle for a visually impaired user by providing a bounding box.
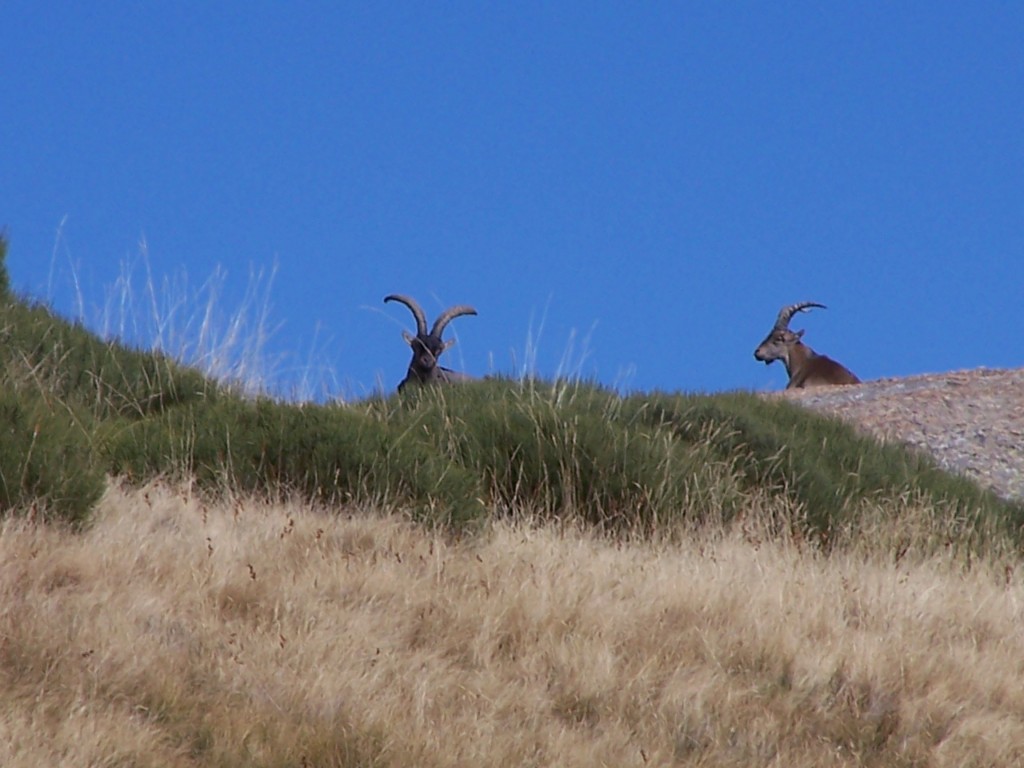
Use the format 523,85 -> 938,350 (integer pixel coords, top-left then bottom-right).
754,302 -> 860,389
385,294 -> 477,392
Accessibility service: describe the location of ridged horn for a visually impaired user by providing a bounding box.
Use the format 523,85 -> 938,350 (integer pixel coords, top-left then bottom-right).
384,294 -> 428,336
430,305 -> 478,338
774,301 -> 827,330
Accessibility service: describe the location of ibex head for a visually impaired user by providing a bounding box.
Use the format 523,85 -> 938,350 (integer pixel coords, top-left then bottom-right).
754,302 -> 860,389
385,294 -> 477,391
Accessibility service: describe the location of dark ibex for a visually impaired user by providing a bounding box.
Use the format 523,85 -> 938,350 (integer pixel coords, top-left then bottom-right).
384,294 -> 478,392
754,302 -> 860,389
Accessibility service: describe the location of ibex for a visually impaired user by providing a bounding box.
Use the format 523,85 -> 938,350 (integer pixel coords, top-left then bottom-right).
384,294 -> 478,392
754,302 -> 860,389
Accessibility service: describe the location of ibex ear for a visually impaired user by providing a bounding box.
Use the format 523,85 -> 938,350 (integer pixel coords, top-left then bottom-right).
402,330 -> 415,345
443,338 -> 457,351
795,329 -> 806,340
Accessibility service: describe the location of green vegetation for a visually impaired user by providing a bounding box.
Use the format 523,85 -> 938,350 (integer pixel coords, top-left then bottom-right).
0,234 -> 215,523
630,390 -> 1011,543
1,233 -> 1021,551
0,385 -> 104,524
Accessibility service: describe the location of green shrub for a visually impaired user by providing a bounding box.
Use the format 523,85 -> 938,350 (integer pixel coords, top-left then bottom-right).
628,390 -> 1024,543
0,231 -> 1019,547
100,395 -> 485,526
97,376 -> 1023,543
0,232 -> 218,524
0,299 -> 217,421
0,387 -> 105,524
371,379 -> 749,530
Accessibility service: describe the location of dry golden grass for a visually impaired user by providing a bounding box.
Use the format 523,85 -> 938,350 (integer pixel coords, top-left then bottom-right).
3,483 -> 1024,767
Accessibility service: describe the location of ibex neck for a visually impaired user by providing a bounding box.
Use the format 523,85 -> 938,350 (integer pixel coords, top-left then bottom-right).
785,341 -> 817,382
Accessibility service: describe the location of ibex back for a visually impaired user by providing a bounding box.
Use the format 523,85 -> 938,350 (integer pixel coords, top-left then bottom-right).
754,302 -> 860,389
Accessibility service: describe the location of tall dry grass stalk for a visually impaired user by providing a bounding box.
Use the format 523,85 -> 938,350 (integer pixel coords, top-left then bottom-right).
46,236 -> 338,401
2,484 -> 1024,767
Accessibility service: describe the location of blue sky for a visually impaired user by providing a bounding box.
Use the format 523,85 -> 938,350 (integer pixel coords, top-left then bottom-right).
3,3 -> 1022,399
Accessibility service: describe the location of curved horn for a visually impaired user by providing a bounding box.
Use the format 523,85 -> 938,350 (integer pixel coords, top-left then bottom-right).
774,301 -> 827,330
430,305 -> 478,338
384,294 -> 428,336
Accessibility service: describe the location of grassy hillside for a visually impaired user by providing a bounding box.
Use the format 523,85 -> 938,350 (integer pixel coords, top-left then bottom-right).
1,234 -> 1022,552
4,234 -> 1024,766
3,483 -> 1023,767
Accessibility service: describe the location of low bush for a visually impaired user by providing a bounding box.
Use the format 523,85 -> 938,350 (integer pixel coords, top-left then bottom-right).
0,298 -> 215,421
2,232 -> 1021,551
100,395 -> 486,526
0,386 -> 104,524
629,390 -> 1022,544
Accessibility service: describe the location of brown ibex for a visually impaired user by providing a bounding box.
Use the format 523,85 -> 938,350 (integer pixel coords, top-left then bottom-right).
754,302 -> 860,389
384,294 -> 477,392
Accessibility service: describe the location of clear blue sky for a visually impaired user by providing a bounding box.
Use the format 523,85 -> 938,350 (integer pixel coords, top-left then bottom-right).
3,3 -> 1022,399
